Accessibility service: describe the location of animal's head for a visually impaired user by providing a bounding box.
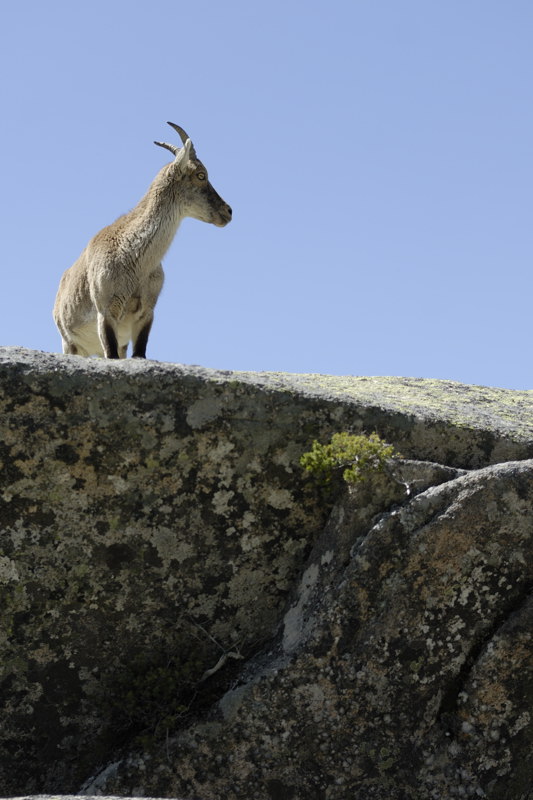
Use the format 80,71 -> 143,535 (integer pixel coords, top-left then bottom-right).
154,122 -> 232,227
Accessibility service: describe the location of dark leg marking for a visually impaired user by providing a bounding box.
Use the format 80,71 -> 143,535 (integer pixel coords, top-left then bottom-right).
132,319 -> 153,359
104,322 -> 120,359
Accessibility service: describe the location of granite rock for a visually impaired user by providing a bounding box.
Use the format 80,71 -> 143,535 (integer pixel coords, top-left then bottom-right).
0,347 -> 532,797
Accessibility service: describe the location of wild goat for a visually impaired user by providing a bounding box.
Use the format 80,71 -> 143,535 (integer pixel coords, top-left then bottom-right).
53,122 -> 232,359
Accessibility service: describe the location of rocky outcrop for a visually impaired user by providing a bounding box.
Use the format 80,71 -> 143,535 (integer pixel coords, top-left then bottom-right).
0,347 -> 532,798
100,461 -> 533,800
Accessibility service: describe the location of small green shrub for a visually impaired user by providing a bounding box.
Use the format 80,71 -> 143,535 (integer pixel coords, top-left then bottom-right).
300,432 -> 399,486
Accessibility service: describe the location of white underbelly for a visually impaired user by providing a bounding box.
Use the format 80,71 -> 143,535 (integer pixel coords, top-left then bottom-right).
72,317 -> 135,356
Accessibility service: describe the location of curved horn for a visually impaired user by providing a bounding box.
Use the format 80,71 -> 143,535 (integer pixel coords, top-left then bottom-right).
167,121 -> 197,159
153,140 -> 179,156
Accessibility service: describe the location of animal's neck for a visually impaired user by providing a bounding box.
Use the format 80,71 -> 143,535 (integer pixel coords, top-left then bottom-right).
139,165 -> 186,225
125,168 -> 186,264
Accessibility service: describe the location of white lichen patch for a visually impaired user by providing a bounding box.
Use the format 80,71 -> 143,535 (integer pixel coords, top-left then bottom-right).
0,556 -> 19,583
186,396 -> 224,428
208,439 -> 236,462
266,488 -> 294,510
107,474 -> 129,492
212,489 -> 235,516
509,711 -> 531,736
240,533 -> 264,553
149,527 -> 190,567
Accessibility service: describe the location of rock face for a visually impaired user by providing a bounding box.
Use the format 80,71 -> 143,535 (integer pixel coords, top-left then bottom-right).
0,347 -> 532,798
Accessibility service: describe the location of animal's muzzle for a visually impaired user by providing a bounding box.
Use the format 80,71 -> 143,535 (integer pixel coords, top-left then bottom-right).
215,203 -> 232,226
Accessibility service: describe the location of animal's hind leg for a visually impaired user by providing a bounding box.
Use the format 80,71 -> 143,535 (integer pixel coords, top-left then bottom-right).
56,317 -> 90,356
62,339 -> 89,356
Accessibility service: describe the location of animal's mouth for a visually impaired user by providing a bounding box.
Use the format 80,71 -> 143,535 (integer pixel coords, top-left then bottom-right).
213,212 -> 232,227
215,203 -> 232,227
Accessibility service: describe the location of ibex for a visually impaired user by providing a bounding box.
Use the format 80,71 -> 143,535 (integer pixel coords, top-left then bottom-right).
53,122 -> 232,359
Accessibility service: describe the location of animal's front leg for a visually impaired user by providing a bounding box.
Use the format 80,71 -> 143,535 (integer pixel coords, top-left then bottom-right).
131,311 -> 154,358
131,264 -> 163,358
97,311 -> 120,359
96,292 -> 128,359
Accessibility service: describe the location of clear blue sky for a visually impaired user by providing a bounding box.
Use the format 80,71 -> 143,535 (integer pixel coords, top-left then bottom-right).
2,1 -> 532,389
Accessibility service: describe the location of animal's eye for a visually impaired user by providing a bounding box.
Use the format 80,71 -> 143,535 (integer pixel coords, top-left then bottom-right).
196,171 -> 206,181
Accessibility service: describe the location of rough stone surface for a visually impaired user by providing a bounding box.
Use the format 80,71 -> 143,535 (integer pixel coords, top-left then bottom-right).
87,461 -> 533,800
0,347 -> 532,798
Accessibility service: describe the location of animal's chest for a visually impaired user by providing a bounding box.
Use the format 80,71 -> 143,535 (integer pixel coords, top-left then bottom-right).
124,296 -> 144,317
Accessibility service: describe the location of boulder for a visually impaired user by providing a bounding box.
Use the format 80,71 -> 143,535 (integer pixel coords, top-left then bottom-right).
87,460 -> 533,800
0,347 -> 532,798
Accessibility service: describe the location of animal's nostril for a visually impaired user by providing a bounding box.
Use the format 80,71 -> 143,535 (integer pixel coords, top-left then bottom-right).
227,206 -> 232,216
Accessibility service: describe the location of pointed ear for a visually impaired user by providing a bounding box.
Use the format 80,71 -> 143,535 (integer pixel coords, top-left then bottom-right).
175,138 -> 193,172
